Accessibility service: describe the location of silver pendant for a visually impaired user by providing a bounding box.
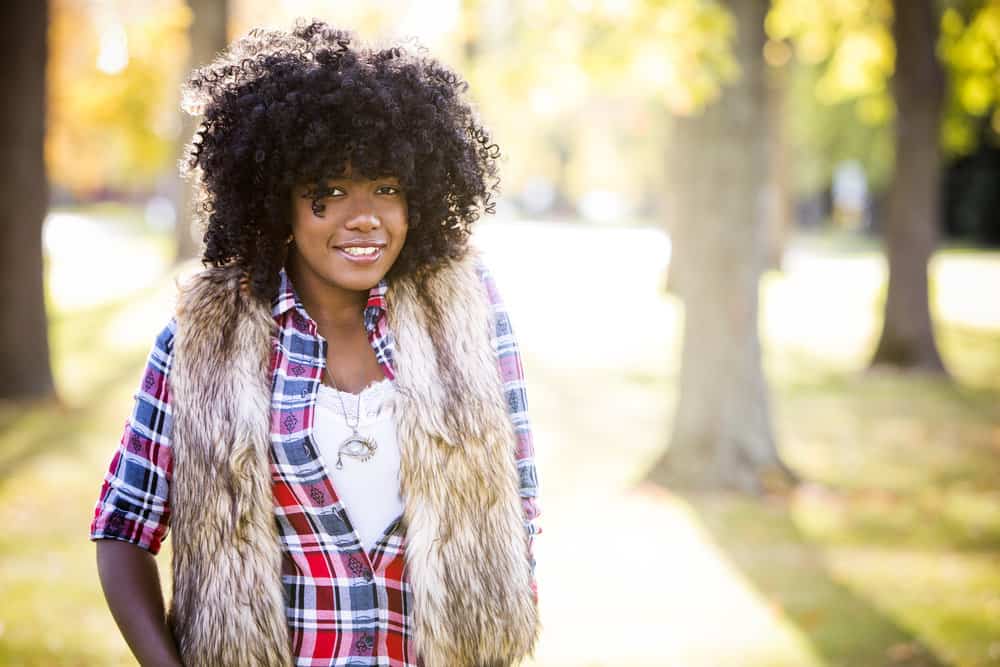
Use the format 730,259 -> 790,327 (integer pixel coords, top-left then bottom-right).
335,431 -> 377,469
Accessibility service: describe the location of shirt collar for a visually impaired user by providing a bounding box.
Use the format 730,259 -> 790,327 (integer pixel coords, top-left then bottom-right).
271,265 -> 388,334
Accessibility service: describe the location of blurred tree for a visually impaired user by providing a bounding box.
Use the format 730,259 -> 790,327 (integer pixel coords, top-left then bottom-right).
174,0 -> 228,264
767,0 -> 1000,214
459,0 -> 735,219
466,0 -> 797,492
647,0 -> 800,495
770,0 -> 1000,235
0,2 -> 54,401
870,0 -> 948,372
768,0 -> 966,372
764,39 -> 794,270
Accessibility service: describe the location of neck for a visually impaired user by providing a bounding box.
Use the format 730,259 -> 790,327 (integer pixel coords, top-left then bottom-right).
285,250 -> 369,331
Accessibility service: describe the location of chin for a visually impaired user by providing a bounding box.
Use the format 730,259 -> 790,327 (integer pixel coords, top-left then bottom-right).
327,269 -> 386,292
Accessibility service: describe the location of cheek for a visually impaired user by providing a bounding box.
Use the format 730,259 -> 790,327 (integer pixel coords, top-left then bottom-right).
289,197 -> 309,228
399,200 -> 410,231
292,203 -> 324,232
393,206 -> 409,240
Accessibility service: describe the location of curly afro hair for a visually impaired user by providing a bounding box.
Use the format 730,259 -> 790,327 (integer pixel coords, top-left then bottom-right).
179,18 -> 501,304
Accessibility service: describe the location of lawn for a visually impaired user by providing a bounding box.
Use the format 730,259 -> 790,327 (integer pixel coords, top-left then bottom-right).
1,214 -> 998,666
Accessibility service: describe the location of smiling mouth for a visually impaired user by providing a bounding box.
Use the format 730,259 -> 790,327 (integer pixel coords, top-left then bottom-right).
335,245 -> 384,263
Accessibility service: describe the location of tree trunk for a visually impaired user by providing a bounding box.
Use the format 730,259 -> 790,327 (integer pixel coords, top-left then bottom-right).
173,0 -> 228,265
764,56 -> 792,273
648,0 -> 799,496
869,0 -> 948,374
0,2 -> 54,401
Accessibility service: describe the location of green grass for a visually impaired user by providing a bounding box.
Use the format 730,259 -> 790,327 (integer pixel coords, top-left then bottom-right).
1,218 -> 999,666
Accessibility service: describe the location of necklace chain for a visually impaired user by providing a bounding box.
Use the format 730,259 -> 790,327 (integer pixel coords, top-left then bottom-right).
323,365 -> 363,431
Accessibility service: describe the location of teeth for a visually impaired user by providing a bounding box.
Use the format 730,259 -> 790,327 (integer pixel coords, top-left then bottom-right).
342,246 -> 379,256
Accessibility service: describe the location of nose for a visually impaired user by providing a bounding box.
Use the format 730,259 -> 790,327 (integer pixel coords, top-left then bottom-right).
345,212 -> 381,232
344,189 -> 382,232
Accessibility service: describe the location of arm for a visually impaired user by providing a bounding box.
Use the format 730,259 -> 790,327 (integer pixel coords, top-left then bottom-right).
475,256 -> 542,602
96,540 -> 183,667
90,318 -> 181,664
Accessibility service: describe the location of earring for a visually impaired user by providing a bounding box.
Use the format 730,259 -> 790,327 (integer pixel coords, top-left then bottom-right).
286,233 -> 294,245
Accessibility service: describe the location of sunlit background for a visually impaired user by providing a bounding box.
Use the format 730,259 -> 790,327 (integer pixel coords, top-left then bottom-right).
2,0 -> 1000,665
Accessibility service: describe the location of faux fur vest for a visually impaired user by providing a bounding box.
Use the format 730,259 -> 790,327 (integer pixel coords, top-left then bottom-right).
164,252 -> 540,666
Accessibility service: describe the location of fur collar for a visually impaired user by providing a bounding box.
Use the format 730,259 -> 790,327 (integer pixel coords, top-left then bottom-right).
166,253 -> 539,666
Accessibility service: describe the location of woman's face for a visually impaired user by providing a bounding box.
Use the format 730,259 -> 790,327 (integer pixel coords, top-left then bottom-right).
288,166 -> 408,295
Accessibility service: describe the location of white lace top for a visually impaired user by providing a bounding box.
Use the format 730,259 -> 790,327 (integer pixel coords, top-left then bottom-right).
313,377 -> 403,554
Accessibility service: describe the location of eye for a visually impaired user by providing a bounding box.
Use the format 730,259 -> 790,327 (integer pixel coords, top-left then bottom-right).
301,185 -> 345,200
377,185 -> 401,195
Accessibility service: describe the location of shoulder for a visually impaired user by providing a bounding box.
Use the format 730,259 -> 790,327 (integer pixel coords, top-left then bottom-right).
466,247 -> 503,306
157,315 -> 178,352
462,249 -> 519,346
133,316 -> 178,396
387,247 -> 503,320
171,264 -> 274,352
131,315 -> 178,410
145,315 -> 178,370
454,246 -> 510,317
173,263 -> 246,315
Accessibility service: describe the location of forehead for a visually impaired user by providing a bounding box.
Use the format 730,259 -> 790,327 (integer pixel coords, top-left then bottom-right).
297,163 -> 401,185
325,171 -> 401,182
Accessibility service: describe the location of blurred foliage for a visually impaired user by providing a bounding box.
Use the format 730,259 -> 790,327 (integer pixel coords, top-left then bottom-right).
509,0 -> 739,116
233,0 -> 715,213
768,0 -> 1000,194
41,0 -> 1000,214
940,0 -> 1000,153
46,0 -> 191,196
457,0 -> 740,211
767,0 -> 895,107
767,0 -> 895,192
231,0 -> 391,44
783,59 -> 896,194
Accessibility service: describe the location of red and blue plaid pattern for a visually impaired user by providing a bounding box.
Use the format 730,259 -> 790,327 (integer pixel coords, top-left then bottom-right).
90,257 -> 540,666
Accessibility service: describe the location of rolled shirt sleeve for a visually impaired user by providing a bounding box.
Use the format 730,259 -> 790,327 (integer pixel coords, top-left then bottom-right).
89,317 -> 176,555
474,255 -> 542,601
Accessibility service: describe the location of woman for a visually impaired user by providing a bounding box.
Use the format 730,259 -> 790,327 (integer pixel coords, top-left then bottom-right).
90,20 -> 541,667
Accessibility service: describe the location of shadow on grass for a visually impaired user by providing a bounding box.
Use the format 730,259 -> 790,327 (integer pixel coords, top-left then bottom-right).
632,340 -> 1000,665
0,274 -> 172,486
642,478 -> 953,667
0,346 -> 149,487
0,642 -> 128,667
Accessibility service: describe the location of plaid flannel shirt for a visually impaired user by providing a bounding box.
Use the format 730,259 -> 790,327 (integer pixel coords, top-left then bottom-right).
90,257 -> 541,666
